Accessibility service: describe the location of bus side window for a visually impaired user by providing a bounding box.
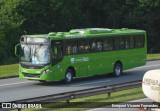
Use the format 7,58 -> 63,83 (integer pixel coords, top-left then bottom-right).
72,45 -> 78,54
66,40 -> 78,55
130,36 -> 134,48
78,39 -> 90,53
119,37 -> 125,49
114,38 -> 119,50
79,45 -> 84,53
124,37 -> 130,49
91,42 -> 96,51
97,41 -> 102,51
114,37 -> 124,50
54,47 -> 58,55
86,40 -> 90,52
67,45 -> 71,55
103,38 -> 113,51
135,35 -> 144,48
90,39 -> 99,52
124,36 -> 134,49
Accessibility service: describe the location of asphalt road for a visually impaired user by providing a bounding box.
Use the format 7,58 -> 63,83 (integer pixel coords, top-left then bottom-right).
0,60 -> 160,102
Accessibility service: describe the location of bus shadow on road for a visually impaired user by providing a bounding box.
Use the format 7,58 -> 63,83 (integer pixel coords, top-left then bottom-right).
33,73 -> 114,86
33,70 -> 145,87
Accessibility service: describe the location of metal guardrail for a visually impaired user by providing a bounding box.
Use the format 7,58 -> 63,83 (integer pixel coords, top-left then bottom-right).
1,80 -> 142,111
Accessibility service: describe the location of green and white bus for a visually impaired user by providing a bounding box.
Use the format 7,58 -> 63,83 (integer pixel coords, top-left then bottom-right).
15,28 -> 147,83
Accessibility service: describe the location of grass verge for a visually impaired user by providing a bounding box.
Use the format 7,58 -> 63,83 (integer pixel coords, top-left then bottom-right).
147,53 -> 160,60
11,87 -> 146,111
0,64 -> 18,77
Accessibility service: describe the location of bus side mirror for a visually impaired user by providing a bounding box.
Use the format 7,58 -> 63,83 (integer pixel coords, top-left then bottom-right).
15,43 -> 20,57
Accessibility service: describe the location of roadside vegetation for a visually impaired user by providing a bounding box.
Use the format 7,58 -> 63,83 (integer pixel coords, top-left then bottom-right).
11,87 -> 146,111
147,53 -> 160,61
0,64 -> 18,77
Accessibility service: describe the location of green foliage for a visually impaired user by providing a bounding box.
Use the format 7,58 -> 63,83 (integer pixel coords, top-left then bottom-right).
0,0 -> 160,64
0,0 -> 24,64
0,64 -> 18,77
15,0 -> 91,33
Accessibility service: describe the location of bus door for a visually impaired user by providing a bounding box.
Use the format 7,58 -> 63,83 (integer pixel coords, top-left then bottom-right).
52,41 -> 63,65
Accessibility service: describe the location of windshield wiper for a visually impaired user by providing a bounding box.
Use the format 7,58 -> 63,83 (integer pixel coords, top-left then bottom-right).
34,44 -> 43,57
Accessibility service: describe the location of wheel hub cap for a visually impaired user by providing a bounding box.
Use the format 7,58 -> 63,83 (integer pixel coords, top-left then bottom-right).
66,72 -> 72,81
116,66 -> 120,75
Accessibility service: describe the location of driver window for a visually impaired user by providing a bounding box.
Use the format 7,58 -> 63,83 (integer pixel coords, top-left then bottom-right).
54,47 -> 58,55
51,41 -> 63,59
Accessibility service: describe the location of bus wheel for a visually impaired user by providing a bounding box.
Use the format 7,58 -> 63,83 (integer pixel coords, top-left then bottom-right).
64,69 -> 73,84
114,63 -> 122,77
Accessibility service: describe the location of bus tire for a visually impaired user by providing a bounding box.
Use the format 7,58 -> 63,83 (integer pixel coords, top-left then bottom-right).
114,63 -> 122,77
64,69 -> 73,84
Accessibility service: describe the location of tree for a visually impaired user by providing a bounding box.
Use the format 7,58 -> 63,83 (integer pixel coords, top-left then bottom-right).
0,0 -> 24,64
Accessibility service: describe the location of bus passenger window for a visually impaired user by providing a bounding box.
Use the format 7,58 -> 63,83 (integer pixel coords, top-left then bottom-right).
79,45 -> 84,53
103,38 -> 113,51
114,37 -> 124,50
91,42 -> 96,51
124,36 -> 134,49
97,42 -> 102,51
72,45 -> 78,54
119,38 -> 124,49
85,45 -> 90,52
114,38 -> 119,50
130,36 -> 134,48
67,46 -> 71,55
66,40 -> 78,55
135,36 -> 144,48
78,39 -> 90,53
54,47 -> 58,55
124,37 -> 129,49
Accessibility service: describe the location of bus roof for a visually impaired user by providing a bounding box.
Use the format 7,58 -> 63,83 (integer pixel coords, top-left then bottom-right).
24,28 -> 146,40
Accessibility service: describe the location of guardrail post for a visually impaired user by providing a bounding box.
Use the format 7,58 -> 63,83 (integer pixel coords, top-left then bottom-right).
66,100 -> 70,103
108,92 -> 111,97
18,108 -> 21,111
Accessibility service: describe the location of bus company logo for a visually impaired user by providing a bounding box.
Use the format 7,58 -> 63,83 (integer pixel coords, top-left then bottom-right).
70,58 -> 75,63
70,57 -> 89,63
2,103 -> 11,108
83,57 -> 89,62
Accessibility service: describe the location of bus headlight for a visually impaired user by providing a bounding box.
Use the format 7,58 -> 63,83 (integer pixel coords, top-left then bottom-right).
46,69 -> 50,72
41,69 -> 50,76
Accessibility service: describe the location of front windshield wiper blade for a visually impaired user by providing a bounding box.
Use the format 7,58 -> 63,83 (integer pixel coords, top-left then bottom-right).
33,44 -> 43,57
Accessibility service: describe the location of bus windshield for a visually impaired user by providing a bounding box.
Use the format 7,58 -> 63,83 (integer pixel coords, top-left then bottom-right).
20,43 -> 50,65
20,44 -> 50,65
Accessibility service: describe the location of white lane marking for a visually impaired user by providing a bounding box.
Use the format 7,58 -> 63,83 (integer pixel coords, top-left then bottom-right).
135,64 -> 160,69
130,98 -> 151,102
70,80 -> 111,87
87,108 -> 103,111
0,81 -> 34,87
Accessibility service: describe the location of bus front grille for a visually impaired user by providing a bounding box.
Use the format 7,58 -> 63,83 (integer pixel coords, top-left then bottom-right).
22,72 -> 41,78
